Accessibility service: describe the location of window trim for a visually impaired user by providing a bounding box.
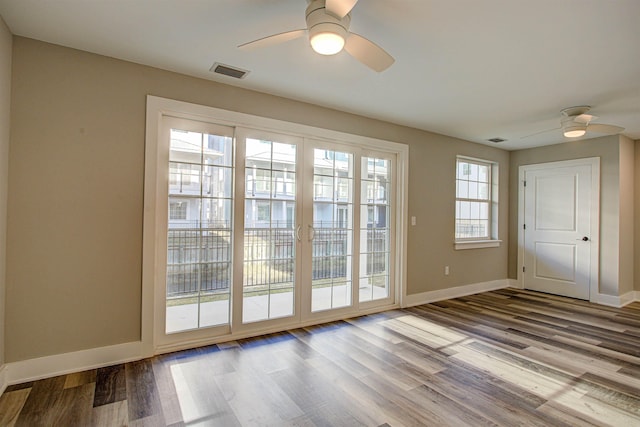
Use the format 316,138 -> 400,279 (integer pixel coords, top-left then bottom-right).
142,95 -> 409,356
454,156 -> 500,250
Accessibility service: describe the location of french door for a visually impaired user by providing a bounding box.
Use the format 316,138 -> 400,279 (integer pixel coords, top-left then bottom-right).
234,128 -> 302,330
157,117 -> 395,347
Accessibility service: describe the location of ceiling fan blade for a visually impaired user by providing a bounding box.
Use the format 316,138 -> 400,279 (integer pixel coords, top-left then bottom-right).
344,33 -> 394,72
520,127 -> 561,139
573,113 -> 597,124
326,0 -> 358,18
238,29 -> 306,51
587,123 -> 625,134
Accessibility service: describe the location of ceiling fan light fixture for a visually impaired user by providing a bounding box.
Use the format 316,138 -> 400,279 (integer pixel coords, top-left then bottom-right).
561,106 -> 589,138
310,31 -> 345,55
563,125 -> 586,138
239,0 -> 394,71
308,18 -> 348,55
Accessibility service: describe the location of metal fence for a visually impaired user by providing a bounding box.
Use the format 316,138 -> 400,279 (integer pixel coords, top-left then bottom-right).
166,224 -> 387,297
243,227 -> 295,289
167,224 -> 232,296
312,228 -> 349,280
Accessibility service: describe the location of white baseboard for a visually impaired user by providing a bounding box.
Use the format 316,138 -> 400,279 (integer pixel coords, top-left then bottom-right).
5,341 -> 143,386
591,293 -> 622,307
4,285 -> 634,387
619,291 -> 635,307
0,280 -> 509,385
591,290 -> 638,308
620,290 -> 639,307
402,279 -> 511,308
0,364 -> 7,395
507,278 -> 522,289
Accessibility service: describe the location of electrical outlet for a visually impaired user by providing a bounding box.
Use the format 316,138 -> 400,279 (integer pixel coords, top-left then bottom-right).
444,265 -> 450,276
411,216 -> 416,226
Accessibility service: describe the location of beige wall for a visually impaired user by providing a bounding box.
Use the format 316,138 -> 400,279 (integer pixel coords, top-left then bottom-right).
0,17 -> 13,367
509,136 -> 626,297
618,136 -> 634,295
407,136 -> 509,291
6,37 -> 510,362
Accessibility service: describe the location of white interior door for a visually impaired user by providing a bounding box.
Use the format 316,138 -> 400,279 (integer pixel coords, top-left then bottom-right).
521,159 -> 599,300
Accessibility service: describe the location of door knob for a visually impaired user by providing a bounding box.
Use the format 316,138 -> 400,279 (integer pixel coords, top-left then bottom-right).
581,236 -> 589,241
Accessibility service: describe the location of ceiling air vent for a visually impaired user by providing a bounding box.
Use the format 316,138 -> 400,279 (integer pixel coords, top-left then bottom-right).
210,63 -> 249,79
487,137 -> 506,143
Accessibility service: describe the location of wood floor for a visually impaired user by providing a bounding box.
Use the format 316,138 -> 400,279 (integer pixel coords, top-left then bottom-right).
1,288 -> 640,426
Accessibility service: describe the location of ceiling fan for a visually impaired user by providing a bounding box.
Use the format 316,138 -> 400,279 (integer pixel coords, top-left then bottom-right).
238,0 -> 395,72
523,106 -> 625,139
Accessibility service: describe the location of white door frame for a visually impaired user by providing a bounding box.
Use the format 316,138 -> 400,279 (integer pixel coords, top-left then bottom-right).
142,95 -> 409,356
517,157 -> 600,301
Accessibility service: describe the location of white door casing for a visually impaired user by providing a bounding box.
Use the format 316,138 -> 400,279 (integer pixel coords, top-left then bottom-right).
142,96 -> 409,355
518,158 -> 600,300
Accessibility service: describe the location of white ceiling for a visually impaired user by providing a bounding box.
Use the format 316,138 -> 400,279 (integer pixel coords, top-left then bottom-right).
1,0 -> 639,150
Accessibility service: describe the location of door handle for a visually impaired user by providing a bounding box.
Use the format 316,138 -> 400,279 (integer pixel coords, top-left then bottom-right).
295,225 -> 301,242
577,236 -> 589,241
308,224 -> 315,241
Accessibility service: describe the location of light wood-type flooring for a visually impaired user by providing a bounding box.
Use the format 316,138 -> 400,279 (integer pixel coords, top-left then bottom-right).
1,288 -> 640,426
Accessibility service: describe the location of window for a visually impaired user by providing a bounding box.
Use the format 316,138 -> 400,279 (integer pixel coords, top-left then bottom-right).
166,122 -> 235,332
257,202 -> 270,222
360,156 -> 391,302
143,96 -> 409,350
455,157 -> 500,249
169,201 -> 188,220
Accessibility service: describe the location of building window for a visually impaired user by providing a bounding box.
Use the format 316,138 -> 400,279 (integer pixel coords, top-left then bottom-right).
455,157 -> 500,248
257,202 -> 270,222
169,201 -> 188,220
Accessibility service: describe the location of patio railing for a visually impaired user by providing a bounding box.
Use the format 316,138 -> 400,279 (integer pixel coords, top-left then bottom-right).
166,222 -> 387,297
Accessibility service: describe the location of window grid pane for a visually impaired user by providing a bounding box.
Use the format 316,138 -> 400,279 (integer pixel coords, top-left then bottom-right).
312,149 -> 354,312
243,138 -> 297,323
455,158 -> 492,240
167,128 -> 234,333
359,157 -> 391,302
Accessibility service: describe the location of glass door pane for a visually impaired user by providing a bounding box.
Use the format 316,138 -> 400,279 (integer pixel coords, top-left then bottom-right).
359,156 -> 391,302
166,125 -> 234,333
243,138 -> 297,323
311,149 -> 354,312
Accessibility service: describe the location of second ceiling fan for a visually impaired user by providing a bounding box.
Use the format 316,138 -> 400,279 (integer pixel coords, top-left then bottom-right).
522,106 -> 625,140
238,0 -> 395,72
559,106 -> 624,138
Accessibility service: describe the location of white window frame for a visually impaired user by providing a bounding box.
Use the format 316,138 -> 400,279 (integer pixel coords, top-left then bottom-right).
141,96 -> 409,356
454,156 -> 501,250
